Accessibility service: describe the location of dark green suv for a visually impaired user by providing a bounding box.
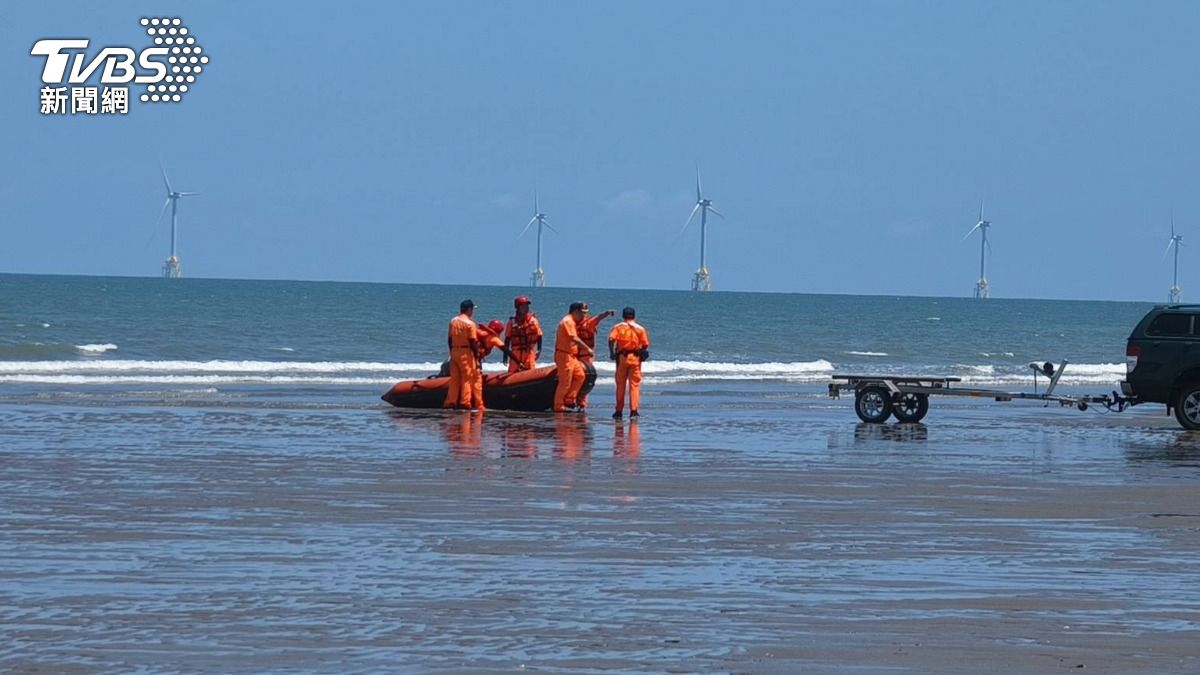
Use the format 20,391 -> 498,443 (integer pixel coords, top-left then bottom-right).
1122,305 -> 1200,429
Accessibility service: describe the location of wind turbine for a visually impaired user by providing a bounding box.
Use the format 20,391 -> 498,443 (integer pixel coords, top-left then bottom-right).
680,167 -> 724,292
518,190 -> 556,287
157,165 -> 199,279
962,200 -> 991,299
1164,216 -> 1184,303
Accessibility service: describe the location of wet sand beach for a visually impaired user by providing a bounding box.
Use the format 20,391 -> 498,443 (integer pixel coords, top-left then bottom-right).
2,384 -> 1199,673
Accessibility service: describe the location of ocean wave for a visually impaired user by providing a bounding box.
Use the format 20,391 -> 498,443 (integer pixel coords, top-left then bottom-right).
0,358 -> 837,385
0,342 -> 84,360
0,359 -> 441,374
0,358 -> 1123,388
76,343 -> 118,354
0,375 -> 396,386
845,351 -> 888,357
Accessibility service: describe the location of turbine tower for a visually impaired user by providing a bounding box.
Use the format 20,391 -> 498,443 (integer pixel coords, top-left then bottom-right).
963,200 -> 991,299
158,165 -> 199,279
1165,216 -> 1184,303
681,167 -> 724,292
518,190 -> 556,287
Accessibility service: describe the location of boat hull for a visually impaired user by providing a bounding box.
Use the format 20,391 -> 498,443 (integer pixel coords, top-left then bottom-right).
381,362 -> 597,412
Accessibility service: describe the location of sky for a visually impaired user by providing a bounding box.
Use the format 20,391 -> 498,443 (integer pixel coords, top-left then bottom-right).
2,0 -> 1199,301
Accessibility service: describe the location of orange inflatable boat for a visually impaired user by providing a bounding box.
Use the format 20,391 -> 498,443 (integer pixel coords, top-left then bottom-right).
381,363 -> 597,412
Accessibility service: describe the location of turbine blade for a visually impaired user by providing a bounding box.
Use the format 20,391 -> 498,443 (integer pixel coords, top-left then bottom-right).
178,191 -> 200,197
518,216 -> 537,239
963,222 -> 982,240
534,189 -> 539,216
680,203 -> 702,236
695,166 -> 703,203
158,197 -> 171,224
543,220 -> 559,234
707,205 -> 725,220
1164,239 -> 1176,260
979,199 -> 985,223
160,163 -> 173,195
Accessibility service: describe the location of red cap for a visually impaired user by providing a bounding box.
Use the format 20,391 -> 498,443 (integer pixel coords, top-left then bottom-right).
514,296 -> 531,308
488,319 -> 504,334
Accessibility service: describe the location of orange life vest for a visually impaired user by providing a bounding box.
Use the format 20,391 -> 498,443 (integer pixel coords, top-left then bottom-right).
577,315 -> 602,351
609,320 -> 649,355
506,313 -> 542,350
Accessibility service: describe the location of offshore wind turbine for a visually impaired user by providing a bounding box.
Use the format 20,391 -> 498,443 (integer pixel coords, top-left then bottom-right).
518,190 -> 556,287
1164,216 -> 1184,303
158,165 -> 199,279
962,200 -> 992,299
680,167 -> 724,292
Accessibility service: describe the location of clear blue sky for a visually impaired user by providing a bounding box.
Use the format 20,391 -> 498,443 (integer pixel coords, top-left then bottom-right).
2,1 -> 1198,300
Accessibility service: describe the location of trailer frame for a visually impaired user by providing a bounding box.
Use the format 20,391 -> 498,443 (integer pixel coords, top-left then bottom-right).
828,360 -> 1126,423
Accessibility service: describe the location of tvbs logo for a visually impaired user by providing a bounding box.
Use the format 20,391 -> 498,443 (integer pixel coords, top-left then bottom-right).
32,17 -> 208,115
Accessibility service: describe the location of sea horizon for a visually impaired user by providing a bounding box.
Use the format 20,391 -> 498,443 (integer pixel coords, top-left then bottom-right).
0,271 -> 1170,306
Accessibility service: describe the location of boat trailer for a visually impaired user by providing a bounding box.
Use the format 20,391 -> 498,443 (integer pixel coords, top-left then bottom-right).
829,360 -> 1129,423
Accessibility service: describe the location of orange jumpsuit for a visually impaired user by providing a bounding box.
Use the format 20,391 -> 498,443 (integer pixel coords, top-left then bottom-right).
574,314 -> 607,408
504,313 -> 543,373
470,324 -> 506,411
443,313 -> 478,409
608,319 -> 650,415
553,314 -> 587,412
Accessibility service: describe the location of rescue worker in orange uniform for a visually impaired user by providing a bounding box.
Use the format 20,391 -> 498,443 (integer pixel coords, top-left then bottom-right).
574,303 -> 615,409
469,319 -> 513,411
553,301 -> 594,412
443,299 -> 479,410
608,306 -> 650,419
503,296 -> 543,373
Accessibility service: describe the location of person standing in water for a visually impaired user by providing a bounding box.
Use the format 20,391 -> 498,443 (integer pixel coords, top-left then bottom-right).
553,301 -> 593,412
504,296 -> 543,373
443,299 -> 479,410
574,303 -> 615,410
608,306 -> 650,419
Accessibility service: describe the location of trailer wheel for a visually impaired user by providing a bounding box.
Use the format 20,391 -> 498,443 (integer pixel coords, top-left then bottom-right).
855,385 -> 893,423
1174,382 -> 1200,430
892,392 -> 929,423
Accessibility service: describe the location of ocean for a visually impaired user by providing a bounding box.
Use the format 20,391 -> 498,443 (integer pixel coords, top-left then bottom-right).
3,273 -> 1198,672
0,273 -> 1149,392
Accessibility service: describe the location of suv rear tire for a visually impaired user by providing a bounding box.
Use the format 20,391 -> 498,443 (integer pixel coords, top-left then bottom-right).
1174,382 -> 1200,430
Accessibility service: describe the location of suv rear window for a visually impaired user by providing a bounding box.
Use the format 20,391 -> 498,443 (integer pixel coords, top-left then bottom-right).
1146,313 -> 1194,336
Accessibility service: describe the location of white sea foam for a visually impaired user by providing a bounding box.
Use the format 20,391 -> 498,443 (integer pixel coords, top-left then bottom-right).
954,364 -> 995,374
0,360 -> 440,374
0,375 -> 397,386
0,358 -> 1123,388
958,362 -> 1125,386
75,343 -> 118,354
0,358 -> 838,385
845,351 -> 888,357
